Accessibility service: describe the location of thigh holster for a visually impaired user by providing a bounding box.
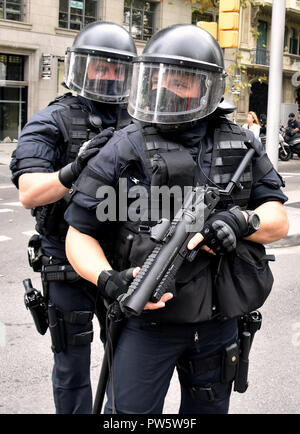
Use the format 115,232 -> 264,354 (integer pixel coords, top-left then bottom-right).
48,304 -> 94,353
177,342 -> 239,402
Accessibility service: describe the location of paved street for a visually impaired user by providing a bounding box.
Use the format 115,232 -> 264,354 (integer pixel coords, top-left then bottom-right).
0,158 -> 300,414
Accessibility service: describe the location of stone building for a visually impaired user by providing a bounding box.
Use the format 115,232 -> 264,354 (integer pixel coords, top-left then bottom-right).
0,0 -> 299,141
0,0 -> 193,141
235,0 -> 300,125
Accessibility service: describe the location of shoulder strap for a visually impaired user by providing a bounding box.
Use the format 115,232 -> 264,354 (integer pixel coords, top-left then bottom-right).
48,92 -> 78,108
51,95 -> 103,164
214,116 -> 273,181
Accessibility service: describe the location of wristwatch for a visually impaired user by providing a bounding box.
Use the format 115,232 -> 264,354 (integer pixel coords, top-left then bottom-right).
244,210 -> 260,236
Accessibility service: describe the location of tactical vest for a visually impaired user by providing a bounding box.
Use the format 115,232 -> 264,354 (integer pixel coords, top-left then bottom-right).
112,117 -> 272,323
33,93 -> 129,238
75,115 -> 273,323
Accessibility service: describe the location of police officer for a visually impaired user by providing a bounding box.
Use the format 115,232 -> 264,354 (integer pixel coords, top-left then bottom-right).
10,21 -> 137,414
64,25 -> 289,414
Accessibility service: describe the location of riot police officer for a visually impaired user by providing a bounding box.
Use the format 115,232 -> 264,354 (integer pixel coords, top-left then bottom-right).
10,21 -> 137,414
64,25 -> 289,414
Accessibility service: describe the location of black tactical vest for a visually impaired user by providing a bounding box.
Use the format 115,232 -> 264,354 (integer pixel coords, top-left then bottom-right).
33,93 -> 129,238
106,117 -> 273,323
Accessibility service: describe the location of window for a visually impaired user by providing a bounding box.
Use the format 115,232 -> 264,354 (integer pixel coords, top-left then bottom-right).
0,53 -> 24,81
0,54 -> 27,141
256,21 -> 268,65
192,10 -> 214,25
284,26 -> 288,50
123,0 -> 155,41
289,28 -> 299,55
59,0 -> 98,31
0,0 -> 24,21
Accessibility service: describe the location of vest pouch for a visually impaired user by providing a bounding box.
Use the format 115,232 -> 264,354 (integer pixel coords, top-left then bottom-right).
141,251 -> 215,324
151,150 -> 196,188
115,222 -> 157,270
173,251 -> 215,323
33,201 -> 67,237
214,240 -> 274,318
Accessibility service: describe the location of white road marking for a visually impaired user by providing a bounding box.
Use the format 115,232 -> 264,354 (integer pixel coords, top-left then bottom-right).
0,235 -> 12,242
22,230 -> 38,237
0,185 -> 14,189
0,209 -> 13,213
267,245 -> 300,256
280,172 -> 300,176
2,202 -> 22,206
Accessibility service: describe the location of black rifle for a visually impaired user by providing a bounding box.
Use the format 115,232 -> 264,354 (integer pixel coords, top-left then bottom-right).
93,143 -> 257,413
118,144 -> 256,317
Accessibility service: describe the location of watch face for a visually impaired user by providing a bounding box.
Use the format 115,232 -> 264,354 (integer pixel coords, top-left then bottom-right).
249,213 -> 260,231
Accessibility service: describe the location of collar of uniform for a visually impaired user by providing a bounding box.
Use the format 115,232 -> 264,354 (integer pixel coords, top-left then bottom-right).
77,96 -> 121,128
160,119 -> 208,148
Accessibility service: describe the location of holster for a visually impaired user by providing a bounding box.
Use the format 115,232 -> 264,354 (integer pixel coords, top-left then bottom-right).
47,302 -> 94,353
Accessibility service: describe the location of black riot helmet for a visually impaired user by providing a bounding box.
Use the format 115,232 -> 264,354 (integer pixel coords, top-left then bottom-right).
128,24 -> 227,124
65,21 -> 137,103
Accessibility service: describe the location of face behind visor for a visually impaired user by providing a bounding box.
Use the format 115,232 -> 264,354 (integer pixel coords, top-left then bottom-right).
65,51 -> 133,103
64,21 -> 137,103
128,61 -> 225,124
128,24 -> 226,124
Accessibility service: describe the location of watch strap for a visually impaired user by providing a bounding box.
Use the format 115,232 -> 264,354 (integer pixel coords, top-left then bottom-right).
244,210 -> 259,236
228,206 -> 248,235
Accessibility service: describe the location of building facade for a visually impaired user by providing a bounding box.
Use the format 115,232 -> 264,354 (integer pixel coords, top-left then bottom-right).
1,0 -> 299,141
230,0 -> 300,125
0,0 -> 192,142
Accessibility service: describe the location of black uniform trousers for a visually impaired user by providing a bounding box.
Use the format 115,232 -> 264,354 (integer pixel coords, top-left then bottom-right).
48,278 -> 102,414
104,316 -> 238,414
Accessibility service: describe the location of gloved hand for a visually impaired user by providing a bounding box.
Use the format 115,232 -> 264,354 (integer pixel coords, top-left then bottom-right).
97,268 -> 135,301
58,127 -> 115,188
200,207 -> 248,254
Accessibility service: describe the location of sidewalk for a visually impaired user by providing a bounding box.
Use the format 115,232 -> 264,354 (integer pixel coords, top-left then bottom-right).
0,142 -> 15,166
1,141 -> 299,248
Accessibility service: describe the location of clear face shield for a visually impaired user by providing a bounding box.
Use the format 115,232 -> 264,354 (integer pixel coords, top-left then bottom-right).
128,62 -> 226,124
64,50 -> 133,103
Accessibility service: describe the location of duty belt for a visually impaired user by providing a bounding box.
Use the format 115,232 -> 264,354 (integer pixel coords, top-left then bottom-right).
41,263 -> 80,283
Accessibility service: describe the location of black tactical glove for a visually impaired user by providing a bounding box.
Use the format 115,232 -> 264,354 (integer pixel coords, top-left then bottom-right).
200,207 -> 248,254
58,127 -> 115,188
97,268 -> 135,301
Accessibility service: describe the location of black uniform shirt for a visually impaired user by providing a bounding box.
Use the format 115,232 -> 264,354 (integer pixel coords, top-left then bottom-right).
64,119 -> 288,238
9,94 -> 129,259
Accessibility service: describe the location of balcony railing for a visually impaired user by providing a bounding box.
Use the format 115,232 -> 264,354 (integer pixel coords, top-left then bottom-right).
250,48 -> 270,66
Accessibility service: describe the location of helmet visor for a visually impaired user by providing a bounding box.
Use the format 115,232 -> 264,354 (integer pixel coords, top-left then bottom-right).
128,62 -> 225,123
65,51 -> 133,103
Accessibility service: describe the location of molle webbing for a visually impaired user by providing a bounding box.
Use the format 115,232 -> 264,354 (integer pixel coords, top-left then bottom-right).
209,120 -> 252,208
66,105 -> 94,164
52,95 -> 100,165
35,94 -> 101,238
141,126 -> 198,188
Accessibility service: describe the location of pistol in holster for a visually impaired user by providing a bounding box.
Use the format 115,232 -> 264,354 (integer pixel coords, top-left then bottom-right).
23,278 -> 48,335
221,311 -> 262,393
